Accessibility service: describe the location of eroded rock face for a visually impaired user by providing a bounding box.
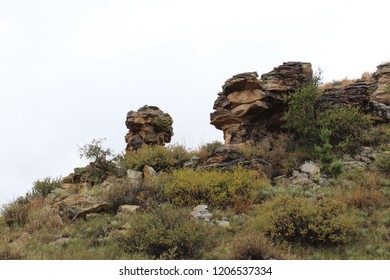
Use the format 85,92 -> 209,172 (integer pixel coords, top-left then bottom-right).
125,105 -> 173,151
370,63 -> 390,121
319,63 -> 390,122
210,62 -> 313,144
53,194 -> 110,220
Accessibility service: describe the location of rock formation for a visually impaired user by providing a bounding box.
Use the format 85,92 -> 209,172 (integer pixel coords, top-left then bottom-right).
125,105 -> 173,151
370,63 -> 390,121
318,62 -> 390,122
210,62 -> 313,144
211,61 -> 390,146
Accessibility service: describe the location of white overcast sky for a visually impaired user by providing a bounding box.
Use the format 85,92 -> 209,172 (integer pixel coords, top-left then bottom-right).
0,0 -> 389,206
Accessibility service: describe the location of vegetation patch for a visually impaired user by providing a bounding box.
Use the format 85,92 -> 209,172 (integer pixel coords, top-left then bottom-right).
162,166 -> 267,213
113,204 -> 211,259
253,196 -> 360,245
121,144 -> 192,172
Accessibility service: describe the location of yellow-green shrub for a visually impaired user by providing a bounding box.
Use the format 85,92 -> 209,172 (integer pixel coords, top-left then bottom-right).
113,204 -> 211,259
121,144 -> 192,172
162,166 -> 266,213
254,196 -> 360,245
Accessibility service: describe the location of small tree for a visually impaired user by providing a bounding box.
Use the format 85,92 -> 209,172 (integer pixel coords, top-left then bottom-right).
78,138 -> 121,183
283,83 -> 319,144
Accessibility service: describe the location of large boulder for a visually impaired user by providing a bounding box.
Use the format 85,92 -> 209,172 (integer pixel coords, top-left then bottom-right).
210,62 -> 312,144
125,105 -> 173,151
53,194 -> 110,220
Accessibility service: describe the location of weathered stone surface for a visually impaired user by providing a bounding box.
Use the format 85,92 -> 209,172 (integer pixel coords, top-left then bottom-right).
318,62 -> 390,122
371,63 -> 390,105
210,62 -> 312,144
183,156 -> 201,168
143,165 -> 157,178
126,169 -> 143,188
300,161 -> 320,182
191,205 -> 213,222
53,194 -> 110,220
116,205 -> 140,215
318,80 -> 373,108
125,105 -> 173,151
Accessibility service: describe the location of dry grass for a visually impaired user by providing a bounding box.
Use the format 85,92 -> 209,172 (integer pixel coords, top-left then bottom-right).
361,72 -> 372,81
230,231 -> 285,260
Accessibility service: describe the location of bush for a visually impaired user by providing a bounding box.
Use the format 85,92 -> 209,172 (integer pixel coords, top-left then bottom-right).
329,160 -> 343,178
283,83 -> 319,142
230,231 -> 284,260
1,196 -> 31,227
254,196 -> 360,245
78,138 -> 121,184
32,176 -> 62,197
102,178 -> 142,212
376,153 -> 390,177
317,105 -> 372,153
314,128 -> 335,164
113,204 -> 211,259
121,144 -> 192,172
162,166 -> 266,213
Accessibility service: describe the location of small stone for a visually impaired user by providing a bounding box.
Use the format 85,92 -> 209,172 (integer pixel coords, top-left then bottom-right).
217,220 -> 231,228
117,205 -> 140,215
143,165 -> 157,177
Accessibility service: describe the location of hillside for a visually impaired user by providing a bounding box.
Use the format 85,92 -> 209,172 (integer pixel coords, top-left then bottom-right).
1,62 -> 389,260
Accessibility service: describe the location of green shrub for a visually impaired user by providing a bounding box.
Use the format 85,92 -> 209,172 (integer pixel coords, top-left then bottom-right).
230,231 -> 284,260
32,176 -> 62,197
121,144 -> 192,172
376,153 -> 390,177
101,178 -> 142,212
162,166 -> 266,213
314,128 -> 335,164
329,160 -> 343,178
254,196 -> 360,245
283,83 -> 319,142
113,204 -> 211,259
317,105 -> 372,153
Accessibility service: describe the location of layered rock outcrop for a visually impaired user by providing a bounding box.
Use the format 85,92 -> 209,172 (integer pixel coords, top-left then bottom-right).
125,105 -> 173,151
210,62 -> 313,144
370,63 -> 390,121
319,62 -> 390,122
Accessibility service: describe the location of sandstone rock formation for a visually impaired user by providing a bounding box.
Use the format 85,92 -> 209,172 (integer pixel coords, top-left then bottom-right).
125,105 -> 173,151
210,62 -> 313,144
370,63 -> 390,121
319,62 -> 390,122
53,193 -> 110,220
